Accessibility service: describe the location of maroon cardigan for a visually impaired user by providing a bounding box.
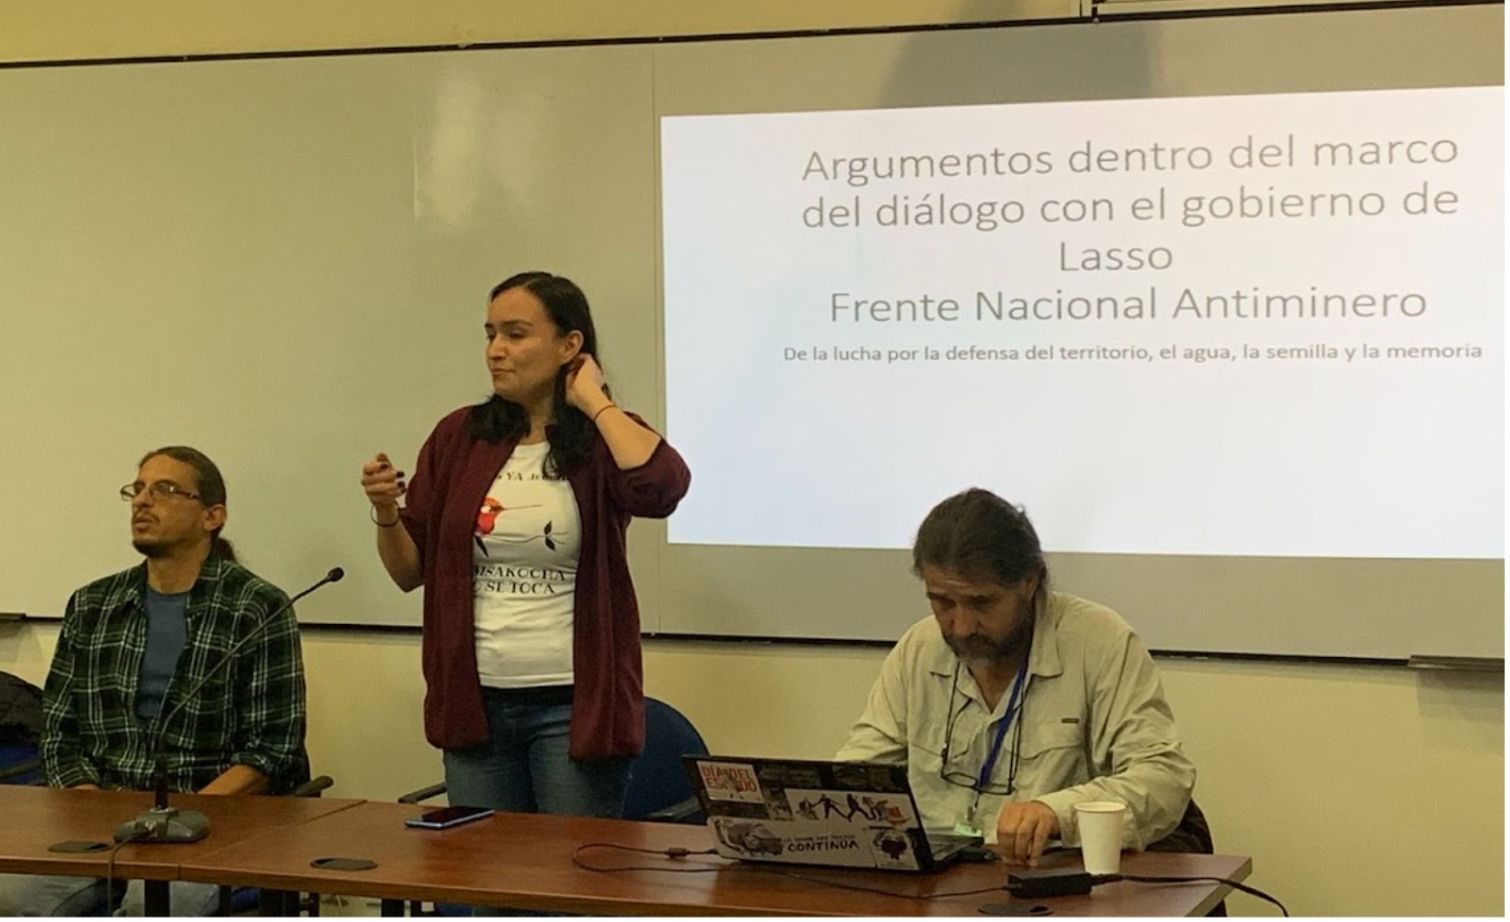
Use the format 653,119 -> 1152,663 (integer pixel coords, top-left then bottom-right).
400,406 -> 690,760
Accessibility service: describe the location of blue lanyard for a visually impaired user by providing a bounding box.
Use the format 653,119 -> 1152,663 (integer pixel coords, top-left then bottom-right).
974,663 -> 1028,792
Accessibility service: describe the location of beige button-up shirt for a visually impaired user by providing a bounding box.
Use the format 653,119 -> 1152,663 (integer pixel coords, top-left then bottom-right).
837,591 -> 1194,849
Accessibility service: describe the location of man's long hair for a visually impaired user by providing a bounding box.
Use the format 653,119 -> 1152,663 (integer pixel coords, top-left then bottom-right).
139,446 -> 236,563
912,488 -> 1047,599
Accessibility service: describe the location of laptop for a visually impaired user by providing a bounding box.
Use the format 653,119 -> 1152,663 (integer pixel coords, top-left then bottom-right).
683,755 -> 981,873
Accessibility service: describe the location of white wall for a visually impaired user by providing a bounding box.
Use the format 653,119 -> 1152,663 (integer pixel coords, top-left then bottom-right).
1,620 -> 1502,916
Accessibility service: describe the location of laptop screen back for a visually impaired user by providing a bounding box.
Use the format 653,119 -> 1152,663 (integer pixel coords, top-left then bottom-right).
684,755 -> 969,872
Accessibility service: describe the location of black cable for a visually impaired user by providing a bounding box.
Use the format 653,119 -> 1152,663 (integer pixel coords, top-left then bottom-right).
575,844 -> 1282,912
105,831 -> 146,912
576,844 -> 720,858
756,866 -> 1005,900
1101,873 -> 1289,917
571,843 -> 724,873
571,843 -> 1003,901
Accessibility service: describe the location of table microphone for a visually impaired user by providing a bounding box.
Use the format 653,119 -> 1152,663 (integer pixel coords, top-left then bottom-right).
114,567 -> 344,844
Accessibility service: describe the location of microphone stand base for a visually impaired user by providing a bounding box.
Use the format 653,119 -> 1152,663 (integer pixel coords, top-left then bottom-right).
114,807 -> 210,844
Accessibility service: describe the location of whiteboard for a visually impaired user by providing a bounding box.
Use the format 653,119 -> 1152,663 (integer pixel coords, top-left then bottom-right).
0,5 -> 1500,658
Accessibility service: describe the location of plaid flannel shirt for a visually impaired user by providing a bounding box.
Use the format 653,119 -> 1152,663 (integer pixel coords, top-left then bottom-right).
41,554 -> 307,793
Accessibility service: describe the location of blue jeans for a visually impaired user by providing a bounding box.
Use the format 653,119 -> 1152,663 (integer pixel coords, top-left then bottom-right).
0,873 -> 219,916
442,690 -> 630,818
442,690 -> 630,916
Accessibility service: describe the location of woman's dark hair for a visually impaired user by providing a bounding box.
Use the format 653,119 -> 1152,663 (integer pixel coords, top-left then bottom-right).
912,488 -> 1047,599
138,445 -> 237,563
465,271 -> 602,478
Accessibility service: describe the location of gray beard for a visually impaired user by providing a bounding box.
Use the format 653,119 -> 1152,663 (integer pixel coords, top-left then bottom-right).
945,634 -> 1018,661
946,606 -> 1036,664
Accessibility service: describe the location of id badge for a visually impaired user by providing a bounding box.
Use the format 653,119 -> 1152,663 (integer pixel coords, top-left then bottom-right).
954,820 -> 983,838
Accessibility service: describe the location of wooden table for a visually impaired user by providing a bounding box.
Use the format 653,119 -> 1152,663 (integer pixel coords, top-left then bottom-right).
0,786 -> 361,914
179,801 -> 1250,916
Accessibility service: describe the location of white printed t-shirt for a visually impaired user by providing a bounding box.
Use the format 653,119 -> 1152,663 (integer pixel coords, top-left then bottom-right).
470,441 -> 582,688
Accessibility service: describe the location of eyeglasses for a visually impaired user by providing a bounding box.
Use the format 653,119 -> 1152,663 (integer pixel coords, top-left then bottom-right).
939,661 -> 1024,797
119,481 -> 203,503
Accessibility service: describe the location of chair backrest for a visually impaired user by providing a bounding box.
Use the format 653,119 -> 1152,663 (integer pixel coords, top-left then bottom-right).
1147,798 -> 1215,854
0,672 -> 44,785
622,697 -> 708,822
0,742 -> 43,785
0,671 -> 43,746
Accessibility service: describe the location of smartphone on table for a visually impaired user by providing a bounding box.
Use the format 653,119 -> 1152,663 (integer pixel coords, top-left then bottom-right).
404,805 -> 495,830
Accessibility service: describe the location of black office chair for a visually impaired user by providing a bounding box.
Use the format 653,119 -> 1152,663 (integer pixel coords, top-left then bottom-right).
397,696 -> 709,916
1148,798 -> 1226,917
0,743 -> 42,785
0,671 -> 44,786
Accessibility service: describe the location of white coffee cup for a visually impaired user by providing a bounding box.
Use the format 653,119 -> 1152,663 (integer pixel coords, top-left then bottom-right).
1073,801 -> 1128,876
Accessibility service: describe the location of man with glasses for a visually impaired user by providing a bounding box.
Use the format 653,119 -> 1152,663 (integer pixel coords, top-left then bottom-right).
837,488 -> 1195,868
0,446 -> 307,916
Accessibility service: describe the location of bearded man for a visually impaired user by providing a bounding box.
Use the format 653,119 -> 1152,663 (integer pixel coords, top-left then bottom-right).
837,488 -> 1196,867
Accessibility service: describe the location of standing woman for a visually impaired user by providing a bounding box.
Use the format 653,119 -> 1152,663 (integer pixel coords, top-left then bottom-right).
360,271 -> 689,818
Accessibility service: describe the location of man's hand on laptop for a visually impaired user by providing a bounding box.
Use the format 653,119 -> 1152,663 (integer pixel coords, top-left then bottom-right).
994,801 -> 1059,867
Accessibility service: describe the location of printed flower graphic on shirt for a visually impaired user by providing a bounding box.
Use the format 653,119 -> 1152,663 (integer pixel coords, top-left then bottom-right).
473,498 -> 570,558
473,497 -> 542,557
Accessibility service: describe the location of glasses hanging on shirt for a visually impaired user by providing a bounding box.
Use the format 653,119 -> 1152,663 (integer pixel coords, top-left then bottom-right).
938,659 -> 1026,796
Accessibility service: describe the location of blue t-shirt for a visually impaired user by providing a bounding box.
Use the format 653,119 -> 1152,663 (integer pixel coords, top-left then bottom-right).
136,586 -> 189,722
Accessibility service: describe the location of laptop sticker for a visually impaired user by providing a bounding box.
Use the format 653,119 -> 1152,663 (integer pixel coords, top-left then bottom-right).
695,760 -> 766,804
